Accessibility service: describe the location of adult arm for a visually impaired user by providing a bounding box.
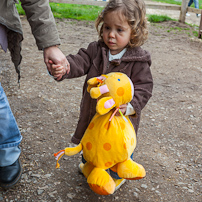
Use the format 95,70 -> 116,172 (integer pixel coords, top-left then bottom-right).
20,0 -> 69,75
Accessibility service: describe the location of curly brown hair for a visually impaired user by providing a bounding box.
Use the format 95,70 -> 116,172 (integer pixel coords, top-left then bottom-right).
95,0 -> 148,47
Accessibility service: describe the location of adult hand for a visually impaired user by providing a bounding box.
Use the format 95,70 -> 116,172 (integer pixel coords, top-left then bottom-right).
43,46 -> 70,80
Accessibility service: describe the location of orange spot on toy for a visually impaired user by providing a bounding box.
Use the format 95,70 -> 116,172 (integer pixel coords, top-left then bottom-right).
103,143 -> 111,151
105,162 -> 112,167
117,87 -> 124,96
88,122 -> 94,130
86,142 -> 92,150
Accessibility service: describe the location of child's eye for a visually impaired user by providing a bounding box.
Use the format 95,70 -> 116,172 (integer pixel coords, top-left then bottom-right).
117,28 -> 123,32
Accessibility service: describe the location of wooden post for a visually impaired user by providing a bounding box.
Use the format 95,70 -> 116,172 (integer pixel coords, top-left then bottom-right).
199,10 -> 202,38
179,0 -> 188,23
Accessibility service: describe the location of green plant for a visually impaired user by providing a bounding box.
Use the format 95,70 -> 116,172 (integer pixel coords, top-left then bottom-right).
151,0 -> 202,9
49,3 -> 103,21
15,2 -> 25,15
147,14 -> 175,23
193,30 -> 198,37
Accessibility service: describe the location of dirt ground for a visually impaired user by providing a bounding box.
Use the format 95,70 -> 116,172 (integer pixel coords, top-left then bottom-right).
0,3 -> 202,202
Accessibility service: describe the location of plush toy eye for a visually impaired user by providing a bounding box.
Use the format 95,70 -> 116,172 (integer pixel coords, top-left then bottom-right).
118,79 -> 120,81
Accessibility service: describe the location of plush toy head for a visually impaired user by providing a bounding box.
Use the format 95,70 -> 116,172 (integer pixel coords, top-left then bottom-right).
87,72 -> 134,115
54,72 -> 145,196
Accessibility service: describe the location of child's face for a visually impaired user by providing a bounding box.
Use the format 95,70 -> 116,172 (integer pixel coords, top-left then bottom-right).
102,10 -> 132,55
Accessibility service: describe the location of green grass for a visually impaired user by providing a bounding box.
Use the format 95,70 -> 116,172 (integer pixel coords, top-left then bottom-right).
15,3 -> 25,15
16,1 -> 174,23
16,2 -> 103,21
49,3 -> 103,21
151,0 -> 181,5
15,1 -> 199,38
147,14 -> 175,23
151,0 -> 202,9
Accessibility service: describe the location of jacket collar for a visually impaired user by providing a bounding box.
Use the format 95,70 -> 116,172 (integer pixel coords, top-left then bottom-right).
93,40 -> 151,72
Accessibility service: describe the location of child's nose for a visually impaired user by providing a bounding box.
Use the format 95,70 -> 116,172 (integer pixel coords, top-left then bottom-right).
109,30 -> 115,38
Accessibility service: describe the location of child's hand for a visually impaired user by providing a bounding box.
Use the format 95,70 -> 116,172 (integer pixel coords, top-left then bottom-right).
49,60 -> 70,80
115,104 -> 127,116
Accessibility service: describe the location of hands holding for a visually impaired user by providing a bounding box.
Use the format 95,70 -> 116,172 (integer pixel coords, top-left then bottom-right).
115,104 -> 127,116
43,45 -> 70,80
49,62 -> 70,80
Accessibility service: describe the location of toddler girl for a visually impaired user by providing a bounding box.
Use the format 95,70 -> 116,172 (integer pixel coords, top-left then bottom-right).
51,0 -> 153,190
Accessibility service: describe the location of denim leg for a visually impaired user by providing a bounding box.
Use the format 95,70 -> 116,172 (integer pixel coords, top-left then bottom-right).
188,0 -> 194,7
193,0 -> 199,9
0,83 -> 22,166
0,147 -> 21,166
109,153 -> 134,179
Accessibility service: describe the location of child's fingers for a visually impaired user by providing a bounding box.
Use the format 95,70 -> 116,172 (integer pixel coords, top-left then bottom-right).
52,68 -> 65,76
115,111 -> 121,116
54,70 -> 65,76
52,64 -> 61,69
115,105 -> 127,116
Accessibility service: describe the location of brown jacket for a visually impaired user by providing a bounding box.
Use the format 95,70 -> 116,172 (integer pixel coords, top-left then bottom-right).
0,0 -> 61,81
61,40 -> 153,144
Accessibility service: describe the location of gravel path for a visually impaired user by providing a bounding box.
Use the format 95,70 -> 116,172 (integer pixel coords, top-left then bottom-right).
0,1 -> 202,202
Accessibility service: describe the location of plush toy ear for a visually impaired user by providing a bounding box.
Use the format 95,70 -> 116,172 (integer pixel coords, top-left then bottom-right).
87,77 -> 100,86
87,83 -> 97,93
96,97 -> 116,115
87,76 -> 107,93
90,85 -> 109,99
87,77 -> 100,93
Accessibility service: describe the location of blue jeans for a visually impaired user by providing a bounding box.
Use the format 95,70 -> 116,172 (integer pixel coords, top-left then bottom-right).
82,153 -> 134,179
0,83 -> 22,166
188,0 -> 199,9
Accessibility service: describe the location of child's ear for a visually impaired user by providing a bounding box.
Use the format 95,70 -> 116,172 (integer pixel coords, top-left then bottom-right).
96,97 -> 116,115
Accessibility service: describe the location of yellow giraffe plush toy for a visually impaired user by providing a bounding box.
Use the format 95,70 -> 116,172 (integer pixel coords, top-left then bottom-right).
54,72 -> 146,195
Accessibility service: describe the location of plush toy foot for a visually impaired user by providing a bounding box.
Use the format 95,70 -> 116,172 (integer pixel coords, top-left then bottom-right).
113,178 -> 126,191
79,162 -> 95,179
87,168 -> 115,195
117,159 -> 146,180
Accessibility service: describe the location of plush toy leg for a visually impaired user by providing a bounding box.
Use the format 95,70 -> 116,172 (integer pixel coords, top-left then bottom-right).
80,162 -> 95,179
87,168 -> 116,195
117,159 -> 146,180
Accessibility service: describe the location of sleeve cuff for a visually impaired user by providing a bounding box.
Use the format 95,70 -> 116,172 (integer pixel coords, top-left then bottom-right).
125,103 -> 136,116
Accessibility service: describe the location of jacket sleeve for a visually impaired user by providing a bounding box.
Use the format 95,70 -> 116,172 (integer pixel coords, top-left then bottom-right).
60,41 -> 98,79
130,61 -> 153,117
21,0 -> 60,50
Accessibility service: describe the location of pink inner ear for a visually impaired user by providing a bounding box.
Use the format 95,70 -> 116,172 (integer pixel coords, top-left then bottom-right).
104,98 -> 115,109
97,76 -> 106,80
99,85 -> 109,94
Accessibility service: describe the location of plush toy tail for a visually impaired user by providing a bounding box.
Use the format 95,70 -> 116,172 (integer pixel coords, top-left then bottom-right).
54,150 -> 65,168
54,143 -> 83,168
